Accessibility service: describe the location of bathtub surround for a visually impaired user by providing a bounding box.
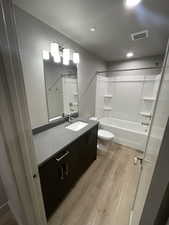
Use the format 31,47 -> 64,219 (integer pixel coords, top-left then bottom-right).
96,74 -> 161,122
14,7 -> 106,129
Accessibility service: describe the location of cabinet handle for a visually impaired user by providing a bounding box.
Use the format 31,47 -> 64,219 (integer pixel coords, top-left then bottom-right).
55,151 -> 70,162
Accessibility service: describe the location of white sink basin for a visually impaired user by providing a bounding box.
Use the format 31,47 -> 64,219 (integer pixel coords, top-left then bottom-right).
66,121 -> 88,131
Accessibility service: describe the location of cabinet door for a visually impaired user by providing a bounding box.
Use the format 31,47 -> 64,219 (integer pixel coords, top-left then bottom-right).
77,125 -> 98,176
87,125 -> 98,161
66,141 -> 82,184
39,149 -> 70,218
68,135 -> 85,177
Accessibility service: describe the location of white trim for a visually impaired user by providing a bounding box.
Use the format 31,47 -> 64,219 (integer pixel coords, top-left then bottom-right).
129,210 -> 134,225
0,1 -> 47,225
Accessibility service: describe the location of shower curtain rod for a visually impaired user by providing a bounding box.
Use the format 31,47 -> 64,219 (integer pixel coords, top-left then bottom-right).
96,66 -> 162,74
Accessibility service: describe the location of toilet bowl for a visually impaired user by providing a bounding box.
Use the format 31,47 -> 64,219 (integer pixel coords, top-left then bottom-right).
98,129 -> 114,151
89,117 -> 114,151
98,129 -> 114,141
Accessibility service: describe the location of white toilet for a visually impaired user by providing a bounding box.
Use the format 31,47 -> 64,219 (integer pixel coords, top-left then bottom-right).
89,117 -> 114,151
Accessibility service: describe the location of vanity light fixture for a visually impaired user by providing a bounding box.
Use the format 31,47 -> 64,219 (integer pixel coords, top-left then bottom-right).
63,48 -> 70,65
125,0 -> 141,8
73,52 -> 80,64
42,50 -> 50,60
43,43 -> 80,65
126,52 -> 134,58
50,42 -> 61,63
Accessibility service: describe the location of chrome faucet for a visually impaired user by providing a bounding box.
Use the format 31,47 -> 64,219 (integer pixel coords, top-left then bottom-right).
64,113 -> 74,123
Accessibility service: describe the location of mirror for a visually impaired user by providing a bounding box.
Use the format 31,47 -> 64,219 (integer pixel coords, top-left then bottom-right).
43,59 -> 79,122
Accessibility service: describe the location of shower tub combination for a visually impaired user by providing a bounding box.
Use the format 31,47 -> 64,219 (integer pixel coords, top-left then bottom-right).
99,117 -> 148,152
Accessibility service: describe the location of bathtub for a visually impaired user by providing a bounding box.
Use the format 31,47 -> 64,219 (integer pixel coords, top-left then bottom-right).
99,117 -> 148,152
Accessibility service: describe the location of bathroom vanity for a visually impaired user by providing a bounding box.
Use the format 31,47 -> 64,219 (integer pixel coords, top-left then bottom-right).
33,118 -> 98,218
29,45 -> 100,218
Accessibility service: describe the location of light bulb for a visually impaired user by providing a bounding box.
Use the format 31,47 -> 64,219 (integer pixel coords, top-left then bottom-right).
50,42 -> 61,63
73,52 -> 80,64
126,52 -> 134,58
63,49 -> 70,65
42,50 -> 49,60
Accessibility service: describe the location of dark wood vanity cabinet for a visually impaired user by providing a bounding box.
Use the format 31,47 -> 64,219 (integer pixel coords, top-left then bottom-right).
39,124 -> 98,218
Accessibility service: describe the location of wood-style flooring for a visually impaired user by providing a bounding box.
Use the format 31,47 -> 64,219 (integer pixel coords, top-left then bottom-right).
0,205 -> 18,225
49,143 -> 142,225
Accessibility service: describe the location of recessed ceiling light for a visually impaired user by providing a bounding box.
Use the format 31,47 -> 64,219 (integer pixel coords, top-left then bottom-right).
126,52 -> 134,58
125,0 -> 141,8
90,27 -> 96,32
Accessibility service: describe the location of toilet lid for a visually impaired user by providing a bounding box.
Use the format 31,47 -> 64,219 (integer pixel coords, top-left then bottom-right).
98,129 -> 114,140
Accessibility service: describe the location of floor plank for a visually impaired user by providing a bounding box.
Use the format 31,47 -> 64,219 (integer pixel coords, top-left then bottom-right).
49,144 -> 142,225
0,204 -> 18,225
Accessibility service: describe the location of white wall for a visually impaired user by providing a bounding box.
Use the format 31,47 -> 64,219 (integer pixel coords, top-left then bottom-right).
14,7 -> 106,128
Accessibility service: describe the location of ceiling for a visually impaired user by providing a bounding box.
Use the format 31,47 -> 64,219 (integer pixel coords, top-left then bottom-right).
13,0 -> 169,62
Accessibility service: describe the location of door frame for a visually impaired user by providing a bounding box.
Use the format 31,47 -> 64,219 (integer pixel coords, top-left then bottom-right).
0,0 -> 47,225
139,118 -> 169,225
130,39 -> 169,225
